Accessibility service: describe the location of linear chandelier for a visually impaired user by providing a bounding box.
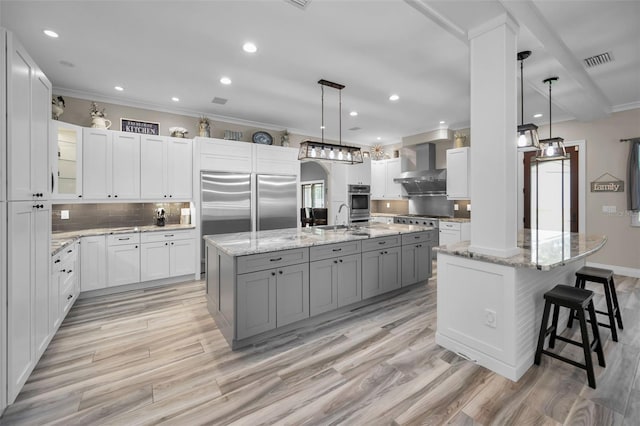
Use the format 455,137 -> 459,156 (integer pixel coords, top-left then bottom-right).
298,79 -> 363,164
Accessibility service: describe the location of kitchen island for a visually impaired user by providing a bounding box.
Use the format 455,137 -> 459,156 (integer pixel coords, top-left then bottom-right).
204,223 -> 436,349
434,230 -> 607,381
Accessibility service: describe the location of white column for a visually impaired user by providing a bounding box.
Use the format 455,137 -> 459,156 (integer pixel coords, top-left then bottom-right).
467,14 -> 520,258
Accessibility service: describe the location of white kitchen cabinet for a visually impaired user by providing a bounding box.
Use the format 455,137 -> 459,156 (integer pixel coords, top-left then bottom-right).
329,162 -> 348,203
370,215 -> 394,225
0,202 -> 6,413
55,242 -> 79,325
446,147 -> 470,200
6,32 -> 51,202
362,237 -> 402,299
371,158 -> 403,200
7,201 -> 51,403
347,157 -> 371,185
80,235 -> 107,292
107,233 -> 141,287
439,220 -> 471,245
51,120 -> 83,199
254,144 -> 300,175
140,231 -> 196,281
82,129 -> 140,200
141,135 -> 193,200
198,137 -> 253,172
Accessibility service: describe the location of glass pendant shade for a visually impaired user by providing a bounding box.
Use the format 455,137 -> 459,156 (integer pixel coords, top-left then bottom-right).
517,123 -> 540,148
535,76 -> 568,161
298,140 -> 363,164
298,79 -> 363,164
536,137 -> 569,161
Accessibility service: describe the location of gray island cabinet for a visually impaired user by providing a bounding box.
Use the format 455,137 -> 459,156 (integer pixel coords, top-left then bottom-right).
205,224 -> 436,349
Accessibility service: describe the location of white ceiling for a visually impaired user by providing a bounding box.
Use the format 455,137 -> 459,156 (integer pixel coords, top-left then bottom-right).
2,0 -> 639,146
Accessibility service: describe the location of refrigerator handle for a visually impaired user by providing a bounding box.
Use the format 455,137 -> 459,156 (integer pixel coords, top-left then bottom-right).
254,174 -> 259,232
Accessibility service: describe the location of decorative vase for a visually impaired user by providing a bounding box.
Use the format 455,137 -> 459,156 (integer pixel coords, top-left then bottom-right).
91,117 -> 112,129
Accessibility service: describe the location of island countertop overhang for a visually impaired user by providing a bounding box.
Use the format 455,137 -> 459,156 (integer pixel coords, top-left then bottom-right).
203,223 -> 434,257
433,229 -> 607,271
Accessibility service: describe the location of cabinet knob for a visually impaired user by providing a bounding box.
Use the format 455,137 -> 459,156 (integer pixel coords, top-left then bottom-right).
171,242 -> 174,245
54,259 -> 61,264
78,195 -> 82,198
61,269 -> 66,272
164,195 -> 167,198
271,272 -> 276,276
169,195 -> 172,198
165,243 -> 168,246
339,259 -> 343,263
334,260 -> 338,264
416,244 -> 422,248
67,269 -> 73,273
135,245 -> 138,248
114,195 -> 118,198
278,270 -> 283,274
67,295 -> 73,300
108,195 -> 111,198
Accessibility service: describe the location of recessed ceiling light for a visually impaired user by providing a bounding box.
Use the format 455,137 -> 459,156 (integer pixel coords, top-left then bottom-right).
440,120 -> 446,124
171,97 -> 180,102
533,113 -> 543,118
377,137 -> 382,140
389,94 -> 399,101
43,30 -> 59,38
220,77 -> 232,85
114,86 -> 124,91
243,42 -> 257,53
350,111 -> 358,117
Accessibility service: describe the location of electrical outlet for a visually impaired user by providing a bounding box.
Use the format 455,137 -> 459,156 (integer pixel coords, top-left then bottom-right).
386,202 -> 390,208
485,309 -> 497,328
467,204 -> 471,211
61,210 -> 69,220
454,204 -> 459,211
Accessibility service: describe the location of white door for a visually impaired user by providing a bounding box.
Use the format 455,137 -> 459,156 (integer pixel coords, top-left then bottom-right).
34,202 -> 51,357
446,147 -> 470,199
32,72 -> 51,198
371,161 -> 386,199
140,135 -> 166,199
385,158 -> 403,199
80,236 -> 107,291
170,239 -> 196,276
439,229 -> 461,246
111,131 -> 140,199
107,244 -> 140,286
82,128 -> 111,199
141,241 -> 171,281
7,202 -> 35,403
167,137 -> 193,199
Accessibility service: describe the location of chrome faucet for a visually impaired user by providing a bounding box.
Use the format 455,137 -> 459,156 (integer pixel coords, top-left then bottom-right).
338,203 -> 351,230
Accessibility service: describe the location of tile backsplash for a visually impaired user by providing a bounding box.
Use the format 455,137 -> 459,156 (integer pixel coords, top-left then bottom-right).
52,202 -> 191,232
370,200 -> 409,215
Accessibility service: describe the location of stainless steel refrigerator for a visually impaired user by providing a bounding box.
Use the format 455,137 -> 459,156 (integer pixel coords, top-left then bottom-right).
200,171 -> 298,270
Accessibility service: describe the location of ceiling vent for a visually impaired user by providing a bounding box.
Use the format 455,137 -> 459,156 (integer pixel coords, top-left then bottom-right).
285,0 -> 312,9
348,126 -> 361,131
211,97 -> 228,105
584,52 -> 613,68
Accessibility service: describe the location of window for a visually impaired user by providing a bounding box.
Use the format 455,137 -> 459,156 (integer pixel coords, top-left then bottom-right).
301,181 -> 325,208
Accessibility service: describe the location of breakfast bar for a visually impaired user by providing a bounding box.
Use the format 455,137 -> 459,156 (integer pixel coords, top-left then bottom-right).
434,230 -> 607,381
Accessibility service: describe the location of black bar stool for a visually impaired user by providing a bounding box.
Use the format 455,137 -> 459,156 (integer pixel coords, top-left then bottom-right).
535,284 -> 605,389
568,266 -> 623,342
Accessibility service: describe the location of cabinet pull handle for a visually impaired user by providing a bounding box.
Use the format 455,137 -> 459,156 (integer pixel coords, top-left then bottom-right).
68,269 -> 73,273
67,295 -> 73,300
332,248 -> 342,252
165,234 -> 174,237
78,195 -> 82,198
380,251 -> 385,255
118,237 -> 130,240
114,195 -> 118,198
378,241 -> 386,245
416,244 -> 422,248
61,269 -> 66,272
415,235 -> 421,239
270,257 -> 282,262
67,249 -> 73,253
54,259 -> 61,264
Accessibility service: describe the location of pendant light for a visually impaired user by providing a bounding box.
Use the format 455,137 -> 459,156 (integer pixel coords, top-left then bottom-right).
517,51 -> 540,148
536,77 -> 569,161
298,79 -> 363,164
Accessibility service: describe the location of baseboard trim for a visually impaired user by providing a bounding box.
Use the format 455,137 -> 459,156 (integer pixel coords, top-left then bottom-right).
586,262 -> 640,279
79,275 -> 194,299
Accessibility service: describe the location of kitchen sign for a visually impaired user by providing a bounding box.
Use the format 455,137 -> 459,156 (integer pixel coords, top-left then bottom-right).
121,118 -> 160,135
590,173 -> 624,192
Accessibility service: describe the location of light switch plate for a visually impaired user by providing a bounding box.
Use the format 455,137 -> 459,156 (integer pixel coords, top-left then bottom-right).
61,210 -> 69,220
602,205 -> 616,213
454,204 -> 459,211
467,204 -> 471,211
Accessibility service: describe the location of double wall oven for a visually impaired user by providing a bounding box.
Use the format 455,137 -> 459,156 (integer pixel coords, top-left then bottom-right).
348,184 -> 371,223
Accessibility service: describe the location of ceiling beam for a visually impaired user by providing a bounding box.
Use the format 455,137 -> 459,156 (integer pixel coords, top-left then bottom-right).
501,0 -> 612,120
403,0 -> 468,45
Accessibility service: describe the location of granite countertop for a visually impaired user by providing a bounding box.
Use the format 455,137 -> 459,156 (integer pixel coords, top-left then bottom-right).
51,224 -> 196,256
204,223 -> 435,257
439,218 -> 471,223
434,229 -> 607,271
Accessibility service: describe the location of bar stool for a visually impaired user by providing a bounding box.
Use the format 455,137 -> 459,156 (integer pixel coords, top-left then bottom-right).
568,266 -> 623,342
535,284 -> 605,389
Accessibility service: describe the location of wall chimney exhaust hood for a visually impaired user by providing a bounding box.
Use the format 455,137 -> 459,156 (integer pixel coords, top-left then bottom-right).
393,131 -> 451,196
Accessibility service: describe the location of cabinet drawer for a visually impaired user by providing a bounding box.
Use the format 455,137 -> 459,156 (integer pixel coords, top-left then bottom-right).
310,241 -> 361,261
440,221 -> 461,230
60,243 -> 78,263
237,248 -> 309,275
401,231 -> 435,245
361,235 -> 401,252
107,233 -> 140,246
141,229 -> 195,243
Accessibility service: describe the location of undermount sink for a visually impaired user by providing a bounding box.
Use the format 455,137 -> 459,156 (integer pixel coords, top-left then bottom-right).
313,224 -> 370,236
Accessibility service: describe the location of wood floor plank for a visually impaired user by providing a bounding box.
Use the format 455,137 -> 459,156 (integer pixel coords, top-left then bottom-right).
3,270 -> 639,425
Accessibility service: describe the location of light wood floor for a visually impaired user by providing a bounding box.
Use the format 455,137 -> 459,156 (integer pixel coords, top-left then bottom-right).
2,266 -> 639,425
